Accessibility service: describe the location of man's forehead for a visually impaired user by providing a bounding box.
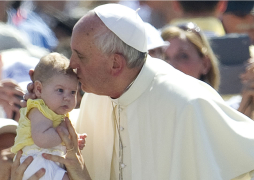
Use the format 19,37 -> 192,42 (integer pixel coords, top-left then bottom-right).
75,13 -> 100,31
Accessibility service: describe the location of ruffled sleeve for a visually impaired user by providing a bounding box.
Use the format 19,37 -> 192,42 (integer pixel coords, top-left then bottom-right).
26,99 -> 67,127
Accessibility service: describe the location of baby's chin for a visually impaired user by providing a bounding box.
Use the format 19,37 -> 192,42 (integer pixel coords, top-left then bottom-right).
54,108 -> 71,115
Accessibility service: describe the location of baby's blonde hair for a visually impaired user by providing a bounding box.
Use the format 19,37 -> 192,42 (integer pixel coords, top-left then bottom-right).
33,52 -> 77,83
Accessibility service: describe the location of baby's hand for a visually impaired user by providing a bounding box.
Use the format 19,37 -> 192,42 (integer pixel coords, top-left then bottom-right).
78,133 -> 87,150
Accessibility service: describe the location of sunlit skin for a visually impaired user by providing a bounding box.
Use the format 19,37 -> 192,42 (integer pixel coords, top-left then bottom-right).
69,13 -> 141,98
148,47 -> 165,59
70,22 -> 114,96
36,74 -> 78,115
164,37 -> 208,79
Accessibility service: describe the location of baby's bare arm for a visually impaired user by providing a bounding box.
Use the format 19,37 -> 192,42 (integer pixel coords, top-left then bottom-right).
29,108 -> 62,148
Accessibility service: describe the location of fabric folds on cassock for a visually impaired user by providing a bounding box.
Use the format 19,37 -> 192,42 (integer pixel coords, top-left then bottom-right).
75,56 -> 254,180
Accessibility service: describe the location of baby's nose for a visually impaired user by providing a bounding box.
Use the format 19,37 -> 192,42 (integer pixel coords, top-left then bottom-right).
64,95 -> 70,101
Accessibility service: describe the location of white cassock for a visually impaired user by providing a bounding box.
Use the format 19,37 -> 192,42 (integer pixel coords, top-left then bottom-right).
75,56 -> 254,180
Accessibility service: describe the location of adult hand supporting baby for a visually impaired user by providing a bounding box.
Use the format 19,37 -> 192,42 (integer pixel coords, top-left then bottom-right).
10,118 -> 90,180
11,150 -> 45,180
42,117 -> 91,180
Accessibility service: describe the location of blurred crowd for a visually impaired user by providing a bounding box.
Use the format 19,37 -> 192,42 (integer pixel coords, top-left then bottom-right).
1,1 -> 254,179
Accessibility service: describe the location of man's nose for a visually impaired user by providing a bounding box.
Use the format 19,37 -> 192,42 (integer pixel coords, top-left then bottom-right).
69,55 -> 77,69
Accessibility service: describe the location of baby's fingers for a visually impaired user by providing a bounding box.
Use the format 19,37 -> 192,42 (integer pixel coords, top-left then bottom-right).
78,142 -> 85,150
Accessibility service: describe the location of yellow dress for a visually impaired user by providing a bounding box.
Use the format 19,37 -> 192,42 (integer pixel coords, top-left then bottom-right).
11,99 -> 67,154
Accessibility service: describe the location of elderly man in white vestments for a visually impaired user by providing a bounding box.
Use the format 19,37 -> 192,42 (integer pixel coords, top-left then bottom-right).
71,3 -> 254,180
68,3 -> 254,180
12,3 -> 254,180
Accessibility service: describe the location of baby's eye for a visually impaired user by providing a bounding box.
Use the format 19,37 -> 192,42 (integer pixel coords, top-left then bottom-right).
57,89 -> 64,93
72,91 -> 77,95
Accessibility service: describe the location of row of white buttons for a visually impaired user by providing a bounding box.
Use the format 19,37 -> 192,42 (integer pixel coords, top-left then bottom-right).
120,125 -> 125,170
120,163 -> 126,169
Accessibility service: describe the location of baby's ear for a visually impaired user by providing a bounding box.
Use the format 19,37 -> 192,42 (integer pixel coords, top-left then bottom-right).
34,80 -> 42,97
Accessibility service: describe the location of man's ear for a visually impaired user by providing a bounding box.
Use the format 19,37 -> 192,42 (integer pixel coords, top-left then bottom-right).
111,53 -> 126,76
34,80 -> 43,97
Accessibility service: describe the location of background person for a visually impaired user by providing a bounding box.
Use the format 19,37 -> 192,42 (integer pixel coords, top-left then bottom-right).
0,79 -> 24,121
222,1 -> 254,45
8,1 -> 60,51
230,58 -> 254,120
0,53 -> 24,121
0,118 -> 18,180
170,1 -> 227,37
161,22 -> 220,90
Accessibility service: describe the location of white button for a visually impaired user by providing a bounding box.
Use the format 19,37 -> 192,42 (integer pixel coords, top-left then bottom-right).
120,126 -> 124,131
120,163 -> 126,169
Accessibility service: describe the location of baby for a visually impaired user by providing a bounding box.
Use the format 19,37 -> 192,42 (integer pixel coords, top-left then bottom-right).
11,52 -> 82,180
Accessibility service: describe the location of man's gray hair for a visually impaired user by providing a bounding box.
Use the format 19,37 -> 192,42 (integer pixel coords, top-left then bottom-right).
93,24 -> 147,69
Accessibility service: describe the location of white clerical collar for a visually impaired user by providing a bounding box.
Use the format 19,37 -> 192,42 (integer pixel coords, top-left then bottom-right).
111,55 -> 158,106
